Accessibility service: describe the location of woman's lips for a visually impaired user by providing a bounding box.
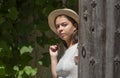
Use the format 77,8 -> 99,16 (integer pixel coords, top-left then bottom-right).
59,33 -> 65,37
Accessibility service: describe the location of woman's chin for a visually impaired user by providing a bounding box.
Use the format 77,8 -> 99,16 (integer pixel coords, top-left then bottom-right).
61,37 -> 68,41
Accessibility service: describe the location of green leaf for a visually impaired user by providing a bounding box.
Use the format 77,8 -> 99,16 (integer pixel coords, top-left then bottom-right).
20,53 -> 33,64
18,70 -> 24,78
24,66 -> 37,76
13,66 -> 19,71
24,66 -> 31,75
38,61 -> 43,66
20,46 -> 33,55
0,16 -> 5,24
0,40 -> 9,51
30,68 -> 37,76
0,66 -> 5,75
0,48 -> 3,52
0,40 -> 11,57
7,7 -> 19,20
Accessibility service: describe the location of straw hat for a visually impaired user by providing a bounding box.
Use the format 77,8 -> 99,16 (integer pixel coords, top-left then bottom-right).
48,8 -> 79,34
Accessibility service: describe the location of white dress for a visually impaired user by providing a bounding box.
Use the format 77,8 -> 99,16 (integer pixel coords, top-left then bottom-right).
56,43 -> 78,78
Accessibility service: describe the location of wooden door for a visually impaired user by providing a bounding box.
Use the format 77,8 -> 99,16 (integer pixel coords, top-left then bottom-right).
78,0 -> 120,78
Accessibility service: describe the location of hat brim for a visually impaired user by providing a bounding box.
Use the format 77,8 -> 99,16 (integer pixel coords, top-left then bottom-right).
48,8 -> 79,35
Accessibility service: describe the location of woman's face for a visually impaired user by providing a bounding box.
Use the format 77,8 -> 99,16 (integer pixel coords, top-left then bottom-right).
55,15 -> 76,42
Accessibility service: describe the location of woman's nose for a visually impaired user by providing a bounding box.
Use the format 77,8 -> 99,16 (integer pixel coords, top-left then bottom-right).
58,26 -> 63,33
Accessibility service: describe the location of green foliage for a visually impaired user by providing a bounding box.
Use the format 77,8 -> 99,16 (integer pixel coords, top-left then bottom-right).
38,53 -> 51,67
0,65 -> 5,75
20,46 -> 33,55
13,66 -> 37,78
7,7 -> 19,20
0,0 -> 78,78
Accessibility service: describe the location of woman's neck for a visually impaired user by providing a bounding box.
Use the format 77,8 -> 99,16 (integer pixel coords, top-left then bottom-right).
66,40 -> 74,48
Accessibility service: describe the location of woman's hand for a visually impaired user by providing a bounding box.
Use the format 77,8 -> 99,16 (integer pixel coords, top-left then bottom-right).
49,45 -> 59,57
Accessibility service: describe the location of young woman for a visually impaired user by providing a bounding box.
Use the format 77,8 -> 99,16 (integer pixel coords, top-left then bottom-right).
48,8 -> 79,78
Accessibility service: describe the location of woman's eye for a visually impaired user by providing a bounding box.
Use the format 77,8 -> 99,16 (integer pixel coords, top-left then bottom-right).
55,23 -> 67,29
61,23 -> 67,27
56,25 -> 59,29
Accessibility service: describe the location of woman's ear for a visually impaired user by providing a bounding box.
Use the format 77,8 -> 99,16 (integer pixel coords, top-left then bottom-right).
73,28 -> 77,32
73,23 -> 78,30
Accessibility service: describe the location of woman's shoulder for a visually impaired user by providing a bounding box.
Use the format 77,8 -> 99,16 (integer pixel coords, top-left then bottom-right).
70,43 -> 78,49
66,43 -> 78,51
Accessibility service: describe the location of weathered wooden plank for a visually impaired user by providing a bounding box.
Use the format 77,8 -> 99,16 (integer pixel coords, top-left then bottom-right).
90,0 -> 106,78
78,0 -> 91,78
105,0 -> 115,78
113,0 -> 120,78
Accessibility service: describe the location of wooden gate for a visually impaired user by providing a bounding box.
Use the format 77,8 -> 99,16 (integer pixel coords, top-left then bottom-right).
78,0 -> 120,78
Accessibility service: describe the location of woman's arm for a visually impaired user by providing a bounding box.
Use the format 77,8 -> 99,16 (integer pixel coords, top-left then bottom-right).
49,45 -> 59,78
50,56 -> 58,78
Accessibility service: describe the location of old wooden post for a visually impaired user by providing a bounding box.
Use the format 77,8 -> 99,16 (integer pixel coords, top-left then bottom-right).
78,0 -> 120,78
112,0 -> 120,78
